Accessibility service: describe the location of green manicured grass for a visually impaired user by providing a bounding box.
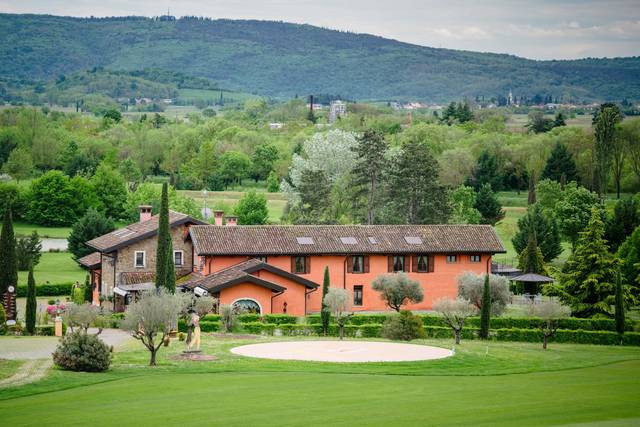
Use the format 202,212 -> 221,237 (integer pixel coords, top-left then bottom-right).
180,189 -> 287,223
17,252 -> 84,286
0,336 -> 638,426
0,359 -> 22,381
11,221 -> 71,238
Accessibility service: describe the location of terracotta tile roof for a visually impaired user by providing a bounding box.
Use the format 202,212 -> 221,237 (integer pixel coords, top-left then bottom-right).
119,271 -> 156,286
87,211 -> 206,253
180,259 -> 318,293
189,224 -> 506,256
77,251 -> 101,269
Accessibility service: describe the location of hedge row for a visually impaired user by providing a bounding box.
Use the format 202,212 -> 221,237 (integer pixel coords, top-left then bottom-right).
306,314 -> 636,332
16,283 -> 73,297
175,320 -> 640,346
200,314 -> 298,324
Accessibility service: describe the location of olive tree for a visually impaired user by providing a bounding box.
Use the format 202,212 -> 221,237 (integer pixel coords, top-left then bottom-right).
457,272 -> 510,316
372,273 -> 424,312
120,289 -> 185,366
433,297 -> 478,344
526,299 -> 571,349
63,303 -> 111,335
323,288 -> 352,339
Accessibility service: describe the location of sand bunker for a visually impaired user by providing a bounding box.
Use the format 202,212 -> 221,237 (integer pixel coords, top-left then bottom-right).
230,340 -> 453,363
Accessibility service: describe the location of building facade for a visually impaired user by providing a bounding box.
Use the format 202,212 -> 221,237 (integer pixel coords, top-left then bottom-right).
77,207 -> 206,309
182,224 -> 505,315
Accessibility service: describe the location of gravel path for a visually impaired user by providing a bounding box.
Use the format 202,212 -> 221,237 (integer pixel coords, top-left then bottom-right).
0,359 -> 52,388
0,329 -> 132,360
231,341 -> 453,363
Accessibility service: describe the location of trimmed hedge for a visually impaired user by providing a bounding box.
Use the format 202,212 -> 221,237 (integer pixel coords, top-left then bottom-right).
178,319 -> 221,333
17,283 -> 73,297
308,314 -> 636,332
34,324 -> 68,336
200,313 -> 298,325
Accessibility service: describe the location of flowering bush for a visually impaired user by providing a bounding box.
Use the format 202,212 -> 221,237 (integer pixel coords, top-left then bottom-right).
46,303 -> 65,317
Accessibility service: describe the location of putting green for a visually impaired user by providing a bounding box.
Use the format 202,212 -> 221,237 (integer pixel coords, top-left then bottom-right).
0,361 -> 638,426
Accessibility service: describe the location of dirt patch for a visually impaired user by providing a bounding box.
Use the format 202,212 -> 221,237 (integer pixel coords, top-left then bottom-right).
208,333 -> 260,340
171,352 -> 217,361
0,359 -> 52,388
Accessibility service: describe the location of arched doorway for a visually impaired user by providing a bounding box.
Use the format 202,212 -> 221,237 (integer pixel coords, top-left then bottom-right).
232,298 -> 262,314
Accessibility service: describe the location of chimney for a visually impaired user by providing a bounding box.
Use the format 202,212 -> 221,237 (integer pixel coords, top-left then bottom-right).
225,216 -> 238,227
213,210 -> 224,226
139,205 -> 152,222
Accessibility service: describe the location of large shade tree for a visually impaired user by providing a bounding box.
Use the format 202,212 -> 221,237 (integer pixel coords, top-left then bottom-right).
380,140 -> 450,224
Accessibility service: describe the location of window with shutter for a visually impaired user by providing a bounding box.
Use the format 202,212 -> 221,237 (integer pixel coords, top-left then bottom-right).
392,255 -> 405,272
293,256 -> 309,274
351,255 -> 364,273
363,256 -> 370,273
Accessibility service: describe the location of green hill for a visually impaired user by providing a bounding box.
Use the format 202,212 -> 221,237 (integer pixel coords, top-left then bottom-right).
1,14 -> 639,102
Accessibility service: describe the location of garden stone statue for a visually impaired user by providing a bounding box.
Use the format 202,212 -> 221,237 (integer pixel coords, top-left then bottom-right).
186,312 -> 201,352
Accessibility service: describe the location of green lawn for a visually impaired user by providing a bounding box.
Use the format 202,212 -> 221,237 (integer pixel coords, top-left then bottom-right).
0,336 -> 638,426
17,252 -> 85,286
11,221 -> 71,238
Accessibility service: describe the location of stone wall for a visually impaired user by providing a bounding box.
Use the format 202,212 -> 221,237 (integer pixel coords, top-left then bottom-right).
100,224 -> 193,295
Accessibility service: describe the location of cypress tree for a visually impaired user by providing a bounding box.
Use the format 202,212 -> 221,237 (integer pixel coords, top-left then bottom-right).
84,274 -> 93,303
155,183 -> 175,292
479,274 -> 491,339
0,207 -> 17,296
25,264 -> 36,335
527,172 -> 536,205
614,269 -> 625,335
321,266 -> 331,335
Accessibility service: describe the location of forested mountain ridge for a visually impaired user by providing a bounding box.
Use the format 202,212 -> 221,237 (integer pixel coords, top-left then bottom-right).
1,13 -> 639,102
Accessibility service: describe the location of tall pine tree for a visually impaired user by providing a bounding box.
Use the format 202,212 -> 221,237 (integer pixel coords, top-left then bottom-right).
512,204 -> 562,262
541,143 -> 578,183
351,129 -> 388,224
0,207 -> 17,296
26,264 -> 36,335
479,274 -> 491,339
475,184 -> 505,225
551,208 -> 621,318
593,103 -> 622,197
155,183 -> 175,292
321,266 -> 331,335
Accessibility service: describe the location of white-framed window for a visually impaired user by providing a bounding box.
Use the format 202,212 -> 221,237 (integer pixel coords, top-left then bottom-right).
174,250 -> 184,267
446,254 -> 458,264
469,255 -> 481,263
134,251 -> 146,268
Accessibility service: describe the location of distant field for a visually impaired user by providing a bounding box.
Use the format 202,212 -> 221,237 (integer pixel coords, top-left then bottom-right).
176,88 -> 259,105
506,113 -> 593,133
17,252 -> 84,286
12,221 -> 71,239
182,189 -> 287,223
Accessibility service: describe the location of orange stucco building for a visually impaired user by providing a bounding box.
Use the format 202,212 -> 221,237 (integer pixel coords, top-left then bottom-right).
182,224 -> 505,315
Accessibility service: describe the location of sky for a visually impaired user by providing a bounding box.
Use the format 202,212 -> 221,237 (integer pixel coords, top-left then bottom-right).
1,0 -> 639,60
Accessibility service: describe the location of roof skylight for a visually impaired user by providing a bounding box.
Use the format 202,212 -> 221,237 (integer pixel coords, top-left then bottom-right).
296,237 -> 314,245
340,237 -> 357,244
404,236 -> 422,245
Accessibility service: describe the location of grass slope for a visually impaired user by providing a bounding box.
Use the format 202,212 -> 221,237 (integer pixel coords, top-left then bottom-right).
17,252 -> 84,286
0,336 -> 638,426
1,14 -> 639,101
